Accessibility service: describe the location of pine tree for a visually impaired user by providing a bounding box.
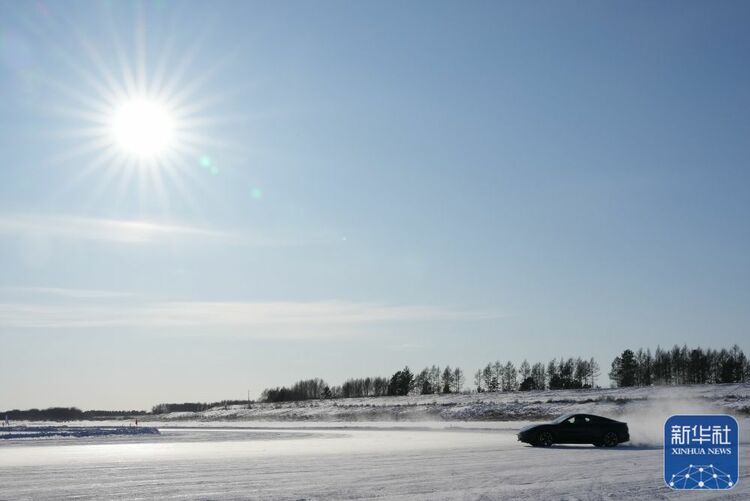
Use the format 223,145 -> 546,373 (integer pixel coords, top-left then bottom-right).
610,349 -> 637,387
388,366 -> 415,396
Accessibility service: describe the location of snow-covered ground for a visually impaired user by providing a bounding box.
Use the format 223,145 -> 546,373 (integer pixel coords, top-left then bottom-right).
2,385 -> 748,499
1,422 -> 748,499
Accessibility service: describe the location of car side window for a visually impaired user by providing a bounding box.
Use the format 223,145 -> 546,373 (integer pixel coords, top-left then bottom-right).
566,417 -> 575,425
584,417 -> 591,423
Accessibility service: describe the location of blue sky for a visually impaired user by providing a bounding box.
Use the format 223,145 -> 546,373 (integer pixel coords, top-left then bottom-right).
1,1 -> 748,409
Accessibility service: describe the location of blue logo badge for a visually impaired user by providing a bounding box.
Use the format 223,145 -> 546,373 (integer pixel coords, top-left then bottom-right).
664,414 -> 738,490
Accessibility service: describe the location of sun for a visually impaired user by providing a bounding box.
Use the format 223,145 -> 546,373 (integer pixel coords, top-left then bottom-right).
45,6 -> 233,210
111,98 -> 175,158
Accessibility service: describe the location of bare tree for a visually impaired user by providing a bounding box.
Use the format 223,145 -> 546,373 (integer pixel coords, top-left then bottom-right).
474,369 -> 483,392
452,367 -> 464,393
441,365 -> 454,393
519,359 -> 531,381
503,361 -> 518,391
415,367 -> 433,394
482,363 -> 495,391
531,362 -> 546,390
588,357 -> 600,387
430,365 -> 441,393
493,360 -> 503,391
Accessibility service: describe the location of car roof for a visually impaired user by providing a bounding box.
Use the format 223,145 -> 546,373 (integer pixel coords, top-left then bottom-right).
558,413 -> 613,422
576,413 -> 616,422
552,413 -> 618,425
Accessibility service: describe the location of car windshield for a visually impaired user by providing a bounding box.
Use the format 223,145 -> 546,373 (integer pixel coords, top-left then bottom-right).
552,414 -> 574,424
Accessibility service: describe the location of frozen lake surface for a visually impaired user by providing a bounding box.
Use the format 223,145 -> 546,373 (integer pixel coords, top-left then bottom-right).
0,425 -> 159,440
1,422 -> 748,499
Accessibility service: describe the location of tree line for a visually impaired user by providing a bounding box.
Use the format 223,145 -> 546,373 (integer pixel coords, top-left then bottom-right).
262,376 -> 394,402
261,345 -> 746,403
474,357 -> 600,392
609,344 -> 748,387
151,399 -> 250,414
261,367 -> 467,402
336,377 -> 390,398
259,358 -> 597,403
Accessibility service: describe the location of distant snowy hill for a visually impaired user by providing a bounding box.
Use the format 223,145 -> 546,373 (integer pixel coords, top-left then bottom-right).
151,383 -> 750,424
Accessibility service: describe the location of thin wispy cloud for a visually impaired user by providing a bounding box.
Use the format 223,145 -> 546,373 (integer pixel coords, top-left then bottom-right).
0,298 -> 501,333
0,213 -> 319,247
0,286 -> 132,299
0,213 -> 228,243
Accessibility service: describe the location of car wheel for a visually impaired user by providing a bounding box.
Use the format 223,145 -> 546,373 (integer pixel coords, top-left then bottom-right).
538,431 -> 553,447
602,431 -> 619,447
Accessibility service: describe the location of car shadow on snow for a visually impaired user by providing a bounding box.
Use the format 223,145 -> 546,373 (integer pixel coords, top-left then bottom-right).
523,444 -> 661,451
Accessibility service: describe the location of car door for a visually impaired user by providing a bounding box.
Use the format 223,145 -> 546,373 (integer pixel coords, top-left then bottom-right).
559,415 -> 591,443
574,415 -> 596,443
557,416 -> 579,443
585,416 -> 604,441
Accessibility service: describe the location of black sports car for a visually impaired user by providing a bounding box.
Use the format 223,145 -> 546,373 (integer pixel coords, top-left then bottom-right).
517,413 -> 629,447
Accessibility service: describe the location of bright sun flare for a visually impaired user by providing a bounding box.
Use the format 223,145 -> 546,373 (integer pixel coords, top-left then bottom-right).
111,98 -> 175,158
55,21 -> 223,207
